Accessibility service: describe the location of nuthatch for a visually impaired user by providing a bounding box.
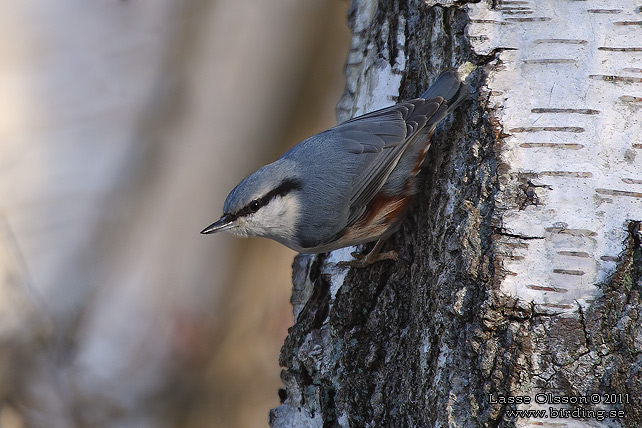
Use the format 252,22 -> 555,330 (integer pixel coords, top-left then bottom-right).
201,70 -> 468,267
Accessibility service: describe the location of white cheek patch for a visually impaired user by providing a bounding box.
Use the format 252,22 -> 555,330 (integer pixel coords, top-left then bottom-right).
253,194 -> 300,240
228,194 -> 300,242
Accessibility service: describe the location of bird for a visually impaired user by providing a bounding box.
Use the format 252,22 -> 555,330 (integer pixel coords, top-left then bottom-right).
201,70 -> 468,267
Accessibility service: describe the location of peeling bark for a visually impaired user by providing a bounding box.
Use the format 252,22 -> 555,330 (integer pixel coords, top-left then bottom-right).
270,1 -> 642,427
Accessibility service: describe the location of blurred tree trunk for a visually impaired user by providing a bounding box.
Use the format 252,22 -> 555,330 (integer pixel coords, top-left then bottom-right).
270,0 -> 642,427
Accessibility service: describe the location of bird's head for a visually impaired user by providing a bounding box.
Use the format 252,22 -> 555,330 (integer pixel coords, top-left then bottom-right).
201,160 -> 302,246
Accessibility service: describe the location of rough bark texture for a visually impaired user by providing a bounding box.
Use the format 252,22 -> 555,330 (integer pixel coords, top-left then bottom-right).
270,1 -> 642,427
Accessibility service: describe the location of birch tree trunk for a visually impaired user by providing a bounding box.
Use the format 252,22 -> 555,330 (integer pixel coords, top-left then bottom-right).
270,0 -> 642,427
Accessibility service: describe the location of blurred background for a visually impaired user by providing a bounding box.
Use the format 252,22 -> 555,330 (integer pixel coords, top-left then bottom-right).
0,1 -> 350,427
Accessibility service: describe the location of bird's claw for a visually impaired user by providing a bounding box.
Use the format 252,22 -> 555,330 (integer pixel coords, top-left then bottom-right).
337,249 -> 399,268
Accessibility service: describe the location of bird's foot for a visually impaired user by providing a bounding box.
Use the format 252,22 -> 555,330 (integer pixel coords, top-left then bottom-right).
337,240 -> 398,268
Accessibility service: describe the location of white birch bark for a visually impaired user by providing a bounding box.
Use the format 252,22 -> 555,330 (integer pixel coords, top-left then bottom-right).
468,1 -> 641,425
469,0 -> 641,310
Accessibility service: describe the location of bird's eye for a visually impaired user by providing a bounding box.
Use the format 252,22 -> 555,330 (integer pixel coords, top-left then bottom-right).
249,200 -> 261,212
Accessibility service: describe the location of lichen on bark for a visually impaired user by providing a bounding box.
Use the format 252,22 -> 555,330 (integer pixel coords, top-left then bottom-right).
271,1 -> 506,426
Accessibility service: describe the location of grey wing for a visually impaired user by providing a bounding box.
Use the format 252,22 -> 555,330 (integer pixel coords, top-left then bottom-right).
332,98 -> 445,226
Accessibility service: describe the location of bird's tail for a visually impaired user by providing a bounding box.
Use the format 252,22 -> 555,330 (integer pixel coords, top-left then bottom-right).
419,70 -> 469,114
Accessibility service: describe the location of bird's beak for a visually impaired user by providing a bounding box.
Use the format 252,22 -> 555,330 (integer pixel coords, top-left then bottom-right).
200,214 -> 235,234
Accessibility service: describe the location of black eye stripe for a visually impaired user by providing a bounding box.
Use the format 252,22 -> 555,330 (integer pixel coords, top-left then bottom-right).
235,179 -> 302,218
